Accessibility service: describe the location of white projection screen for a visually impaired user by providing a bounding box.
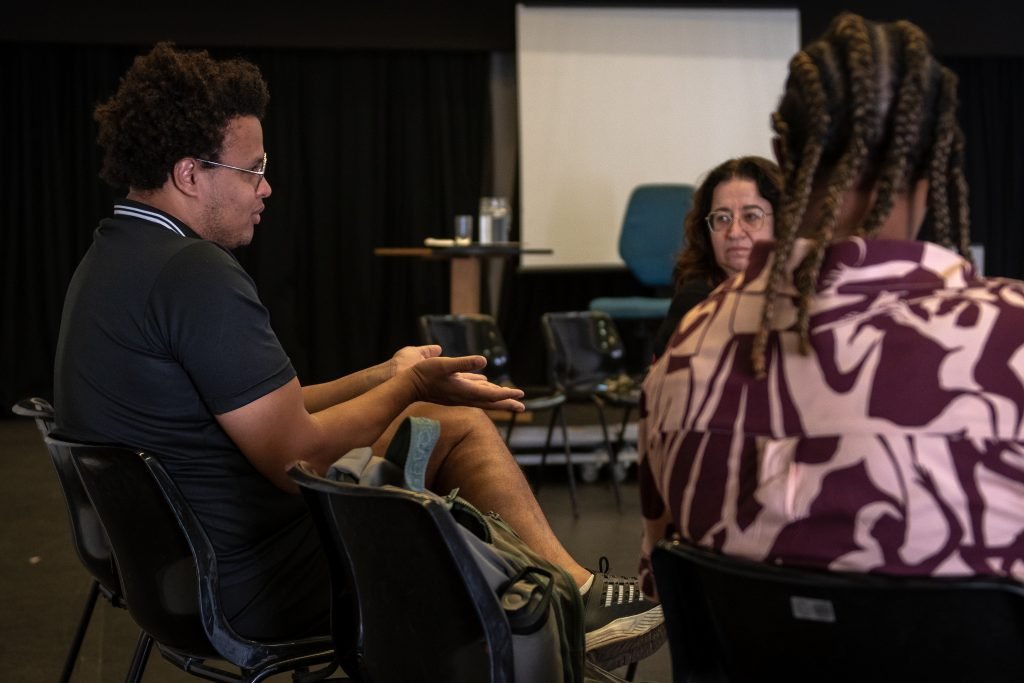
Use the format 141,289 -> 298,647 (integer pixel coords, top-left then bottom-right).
517,5 -> 800,268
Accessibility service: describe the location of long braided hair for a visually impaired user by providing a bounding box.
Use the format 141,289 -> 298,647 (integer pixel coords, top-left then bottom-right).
751,14 -> 970,377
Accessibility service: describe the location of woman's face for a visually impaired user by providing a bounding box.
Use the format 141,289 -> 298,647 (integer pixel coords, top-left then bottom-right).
707,178 -> 775,278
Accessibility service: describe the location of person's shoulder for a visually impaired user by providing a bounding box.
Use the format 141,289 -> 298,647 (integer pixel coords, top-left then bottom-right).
956,273 -> 1024,304
152,240 -> 254,302
164,239 -> 244,273
679,278 -> 713,296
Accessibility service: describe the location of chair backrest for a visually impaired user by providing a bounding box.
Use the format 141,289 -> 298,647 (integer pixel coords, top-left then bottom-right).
618,184 -> 693,288
59,440 -> 332,671
12,396 -> 57,436
55,440 -> 216,658
540,311 -> 628,395
652,540 -> 1024,683
11,399 -> 121,600
418,314 -> 513,385
291,463 -> 515,683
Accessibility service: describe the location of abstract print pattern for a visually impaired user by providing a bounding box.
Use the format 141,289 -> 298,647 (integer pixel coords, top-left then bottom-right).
638,237 -> 1024,597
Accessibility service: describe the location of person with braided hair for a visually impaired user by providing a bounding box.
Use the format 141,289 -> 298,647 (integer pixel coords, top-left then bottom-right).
637,13 -> 1024,598
651,156 -> 782,358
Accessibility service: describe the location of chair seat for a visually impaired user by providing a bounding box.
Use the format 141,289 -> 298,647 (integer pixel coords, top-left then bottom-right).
521,391 -> 566,412
589,296 -> 671,320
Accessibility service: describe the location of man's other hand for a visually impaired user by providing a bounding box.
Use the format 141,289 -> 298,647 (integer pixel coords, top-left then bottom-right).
391,344 -> 442,376
404,355 -> 525,412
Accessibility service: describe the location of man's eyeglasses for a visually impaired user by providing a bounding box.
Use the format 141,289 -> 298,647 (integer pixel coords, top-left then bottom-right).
196,153 -> 268,186
706,206 -> 772,234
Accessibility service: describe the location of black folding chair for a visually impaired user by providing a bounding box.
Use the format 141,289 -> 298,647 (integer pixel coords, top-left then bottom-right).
290,462 -> 516,682
59,438 -> 340,682
541,311 -> 642,507
652,539 -> 1024,683
11,398 -> 128,683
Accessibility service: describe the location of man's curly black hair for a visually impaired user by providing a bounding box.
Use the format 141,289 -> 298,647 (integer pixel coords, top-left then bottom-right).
94,42 -> 269,191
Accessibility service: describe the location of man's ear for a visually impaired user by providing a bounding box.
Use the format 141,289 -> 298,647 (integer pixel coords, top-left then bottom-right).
170,157 -> 201,197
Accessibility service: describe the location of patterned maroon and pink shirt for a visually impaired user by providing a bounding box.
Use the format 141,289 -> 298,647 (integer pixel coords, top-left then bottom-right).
639,237 -> 1024,597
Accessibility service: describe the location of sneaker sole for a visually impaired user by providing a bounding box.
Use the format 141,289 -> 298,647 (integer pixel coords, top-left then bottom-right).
585,606 -> 666,671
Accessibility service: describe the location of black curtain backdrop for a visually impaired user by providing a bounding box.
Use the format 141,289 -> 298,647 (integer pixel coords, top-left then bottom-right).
0,43 -> 490,408
3,45 -> 1024,409
242,47 -> 491,382
945,56 -> 1024,280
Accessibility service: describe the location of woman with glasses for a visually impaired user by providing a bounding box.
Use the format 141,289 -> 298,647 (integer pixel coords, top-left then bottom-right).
652,156 -> 781,357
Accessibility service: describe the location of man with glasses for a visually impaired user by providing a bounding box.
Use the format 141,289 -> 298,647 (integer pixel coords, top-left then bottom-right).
54,42 -> 664,665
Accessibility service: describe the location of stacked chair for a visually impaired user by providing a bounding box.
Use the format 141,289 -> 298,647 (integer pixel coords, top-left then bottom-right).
540,311 -> 642,508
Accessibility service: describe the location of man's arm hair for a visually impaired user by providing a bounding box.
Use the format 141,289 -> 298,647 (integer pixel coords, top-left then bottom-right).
301,360 -> 396,413
300,345 -> 442,413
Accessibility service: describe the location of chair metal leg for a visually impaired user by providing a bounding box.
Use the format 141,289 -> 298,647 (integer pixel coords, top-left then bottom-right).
555,406 -> 579,518
124,631 -> 153,683
535,406 -> 559,492
503,409 -> 517,443
615,404 -> 633,479
592,396 -> 622,510
616,406 -> 631,451
625,660 -> 638,681
60,579 -> 101,683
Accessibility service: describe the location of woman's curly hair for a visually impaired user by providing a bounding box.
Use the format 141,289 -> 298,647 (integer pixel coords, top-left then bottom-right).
673,156 -> 783,290
94,42 -> 269,190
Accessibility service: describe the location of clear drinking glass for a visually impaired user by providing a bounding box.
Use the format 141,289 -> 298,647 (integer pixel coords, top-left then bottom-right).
478,197 -> 511,244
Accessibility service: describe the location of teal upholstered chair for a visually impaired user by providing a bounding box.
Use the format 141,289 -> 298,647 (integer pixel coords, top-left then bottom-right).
590,184 -> 693,320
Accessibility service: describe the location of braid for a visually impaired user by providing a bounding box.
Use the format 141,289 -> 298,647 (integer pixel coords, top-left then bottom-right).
950,126 -> 972,260
862,21 -> 931,232
793,16 -> 879,354
932,67 -> 971,260
927,69 -> 959,251
755,13 -> 970,378
752,53 -> 828,377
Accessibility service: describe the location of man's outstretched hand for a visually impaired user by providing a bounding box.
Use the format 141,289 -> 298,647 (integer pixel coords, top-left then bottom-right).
404,355 -> 525,412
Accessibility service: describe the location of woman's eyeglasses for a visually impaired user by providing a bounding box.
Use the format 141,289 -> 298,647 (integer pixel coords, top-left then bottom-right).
706,206 -> 772,234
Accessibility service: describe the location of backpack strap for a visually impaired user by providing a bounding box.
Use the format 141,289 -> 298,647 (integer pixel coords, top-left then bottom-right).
325,416 -> 440,492
382,415 -> 439,492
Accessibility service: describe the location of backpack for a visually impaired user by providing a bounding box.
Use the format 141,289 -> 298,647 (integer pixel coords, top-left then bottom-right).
327,416 -> 629,683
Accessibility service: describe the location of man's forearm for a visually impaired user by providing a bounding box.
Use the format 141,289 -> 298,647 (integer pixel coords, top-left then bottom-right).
301,359 -> 396,412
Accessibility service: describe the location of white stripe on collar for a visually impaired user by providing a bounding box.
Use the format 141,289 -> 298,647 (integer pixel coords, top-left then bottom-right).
114,204 -> 187,237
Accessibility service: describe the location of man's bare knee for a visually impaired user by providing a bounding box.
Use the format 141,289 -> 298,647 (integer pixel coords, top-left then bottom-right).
407,403 -> 496,438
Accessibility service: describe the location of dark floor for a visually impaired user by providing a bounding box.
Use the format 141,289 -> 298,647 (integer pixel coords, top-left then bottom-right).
0,415 -> 672,682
